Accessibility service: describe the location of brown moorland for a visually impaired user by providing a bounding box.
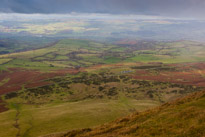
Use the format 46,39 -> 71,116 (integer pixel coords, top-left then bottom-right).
133,63 -> 205,87
0,68 -> 80,112
0,68 -> 80,95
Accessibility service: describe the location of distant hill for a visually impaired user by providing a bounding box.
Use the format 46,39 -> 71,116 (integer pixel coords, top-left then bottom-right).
48,90 -> 205,137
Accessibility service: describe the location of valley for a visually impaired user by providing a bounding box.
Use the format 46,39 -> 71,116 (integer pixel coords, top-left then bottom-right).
0,39 -> 205,136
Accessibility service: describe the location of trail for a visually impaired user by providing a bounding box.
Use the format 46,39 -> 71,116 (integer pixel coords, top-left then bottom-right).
12,104 -> 21,137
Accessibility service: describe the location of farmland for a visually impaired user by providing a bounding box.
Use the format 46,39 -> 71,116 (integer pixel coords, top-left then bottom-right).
0,39 -> 205,137
1,39 -> 205,70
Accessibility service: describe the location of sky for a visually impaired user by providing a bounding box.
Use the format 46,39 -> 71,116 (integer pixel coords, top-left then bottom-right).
0,0 -> 205,19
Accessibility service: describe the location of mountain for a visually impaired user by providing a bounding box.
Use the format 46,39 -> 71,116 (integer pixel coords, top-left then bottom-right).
48,90 -> 205,137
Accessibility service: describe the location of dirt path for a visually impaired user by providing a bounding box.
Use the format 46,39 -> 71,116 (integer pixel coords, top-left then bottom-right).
12,104 -> 21,137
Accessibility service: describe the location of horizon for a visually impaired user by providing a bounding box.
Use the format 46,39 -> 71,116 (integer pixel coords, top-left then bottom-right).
0,13 -> 201,21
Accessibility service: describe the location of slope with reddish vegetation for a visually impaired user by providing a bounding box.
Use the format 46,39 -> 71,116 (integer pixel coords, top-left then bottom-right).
0,68 -> 81,112
0,68 -> 80,95
133,63 -> 205,87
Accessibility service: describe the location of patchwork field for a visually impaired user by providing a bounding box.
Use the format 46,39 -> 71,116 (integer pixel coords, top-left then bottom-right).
1,39 -> 205,71
0,39 -> 205,137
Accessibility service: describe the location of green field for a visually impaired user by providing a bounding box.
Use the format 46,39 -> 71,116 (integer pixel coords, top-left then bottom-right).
0,39 -> 205,71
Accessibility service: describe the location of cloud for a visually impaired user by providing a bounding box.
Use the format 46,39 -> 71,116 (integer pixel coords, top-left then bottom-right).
0,0 -> 205,18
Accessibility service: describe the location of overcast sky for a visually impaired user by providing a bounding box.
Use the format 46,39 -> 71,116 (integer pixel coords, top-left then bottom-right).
0,0 -> 205,19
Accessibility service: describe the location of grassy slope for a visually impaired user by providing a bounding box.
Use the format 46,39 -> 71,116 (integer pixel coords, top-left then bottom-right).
0,98 -> 159,137
53,90 -> 205,137
0,37 -> 56,55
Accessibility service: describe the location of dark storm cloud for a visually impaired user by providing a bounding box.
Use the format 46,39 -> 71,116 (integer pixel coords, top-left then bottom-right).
0,0 -> 205,18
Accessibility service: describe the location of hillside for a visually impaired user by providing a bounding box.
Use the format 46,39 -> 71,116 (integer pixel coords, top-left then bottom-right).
50,90 -> 205,137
